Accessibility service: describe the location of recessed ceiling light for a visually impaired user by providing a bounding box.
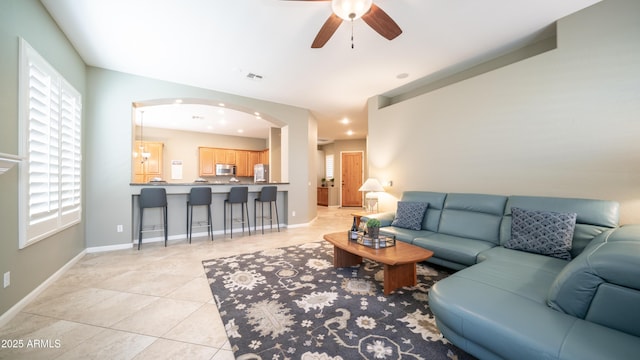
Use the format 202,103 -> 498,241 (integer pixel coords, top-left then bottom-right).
218,103 -> 225,107
254,112 -> 260,116
340,118 -> 349,125
175,99 -> 183,104
347,130 -> 354,136
237,129 -> 244,133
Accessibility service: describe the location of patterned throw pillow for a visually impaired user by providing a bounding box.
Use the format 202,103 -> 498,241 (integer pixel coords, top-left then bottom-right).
505,207 -> 577,260
391,202 -> 429,230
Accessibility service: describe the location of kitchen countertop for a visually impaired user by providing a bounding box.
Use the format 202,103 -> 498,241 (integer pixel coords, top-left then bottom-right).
129,181 -> 290,195
130,182 -> 289,186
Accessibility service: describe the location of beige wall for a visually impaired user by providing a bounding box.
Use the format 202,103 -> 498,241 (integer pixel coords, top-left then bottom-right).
368,0 -> 640,224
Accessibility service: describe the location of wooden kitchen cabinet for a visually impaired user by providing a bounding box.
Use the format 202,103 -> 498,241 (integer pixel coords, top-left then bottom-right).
198,147 -> 268,177
261,149 -> 269,165
235,150 -> 249,176
249,151 -> 261,174
199,147 -> 216,176
317,187 -> 329,206
215,149 -> 236,164
134,141 -> 163,183
236,151 -> 262,177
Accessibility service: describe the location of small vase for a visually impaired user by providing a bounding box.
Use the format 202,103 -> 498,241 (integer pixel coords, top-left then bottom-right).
369,227 -> 380,239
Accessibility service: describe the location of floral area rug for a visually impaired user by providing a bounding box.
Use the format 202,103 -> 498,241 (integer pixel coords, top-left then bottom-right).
202,241 -> 476,360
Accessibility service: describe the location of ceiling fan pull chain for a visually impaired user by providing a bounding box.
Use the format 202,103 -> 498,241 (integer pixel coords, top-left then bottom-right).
351,19 -> 354,49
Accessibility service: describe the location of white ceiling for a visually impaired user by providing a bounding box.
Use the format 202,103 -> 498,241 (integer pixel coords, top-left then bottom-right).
41,0 -> 600,142
136,102 -> 274,139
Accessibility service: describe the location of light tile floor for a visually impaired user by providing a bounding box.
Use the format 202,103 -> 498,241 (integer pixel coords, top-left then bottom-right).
0,206 -> 355,360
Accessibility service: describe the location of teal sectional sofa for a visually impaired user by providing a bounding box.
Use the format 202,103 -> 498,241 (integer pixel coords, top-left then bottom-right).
367,191 -> 640,359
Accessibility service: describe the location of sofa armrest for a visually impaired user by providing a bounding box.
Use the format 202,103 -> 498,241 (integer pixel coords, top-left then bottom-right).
361,212 -> 395,227
548,225 -> 640,337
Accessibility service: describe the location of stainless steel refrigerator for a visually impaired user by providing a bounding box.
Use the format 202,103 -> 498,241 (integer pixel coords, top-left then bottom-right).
254,164 -> 268,182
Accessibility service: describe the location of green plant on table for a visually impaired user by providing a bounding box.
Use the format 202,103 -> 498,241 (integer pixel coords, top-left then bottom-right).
366,218 -> 381,228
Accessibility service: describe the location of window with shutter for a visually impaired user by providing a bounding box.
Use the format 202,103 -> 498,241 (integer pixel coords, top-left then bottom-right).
325,154 -> 334,180
19,38 -> 82,248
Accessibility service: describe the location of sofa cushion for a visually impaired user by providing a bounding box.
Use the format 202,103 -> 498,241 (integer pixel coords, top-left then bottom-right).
547,226 -> 640,333
500,196 -> 619,257
379,227 -> 433,244
413,233 -> 495,268
429,270 -> 577,360
400,191 -> 447,231
504,207 -> 577,260
437,193 -> 507,244
391,201 -> 428,230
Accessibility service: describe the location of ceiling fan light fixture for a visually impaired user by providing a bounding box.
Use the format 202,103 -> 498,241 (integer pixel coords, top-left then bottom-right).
331,0 -> 373,21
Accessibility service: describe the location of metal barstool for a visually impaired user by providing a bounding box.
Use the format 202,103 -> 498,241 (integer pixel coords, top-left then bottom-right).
224,186 -> 250,238
186,187 -> 213,243
138,188 -> 168,250
254,186 -> 279,234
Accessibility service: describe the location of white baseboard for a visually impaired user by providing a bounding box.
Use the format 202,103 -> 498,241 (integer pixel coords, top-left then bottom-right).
288,219 -> 314,228
86,243 -> 133,253
0,249 -> 87,328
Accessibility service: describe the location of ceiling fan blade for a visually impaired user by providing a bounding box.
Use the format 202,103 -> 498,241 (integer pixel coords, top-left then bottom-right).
361,4 -> 402,40
312,13 -> 343,48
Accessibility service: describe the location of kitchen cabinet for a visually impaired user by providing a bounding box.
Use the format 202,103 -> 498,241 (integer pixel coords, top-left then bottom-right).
317,187 -> 328,206
236,150 -> 249,177
215,149 -> 236,164
199,147 -> 268,177
249,151 -> 261,174
236,151 -> 262,177
134,141 -> 163,183
199,147 -> 216,176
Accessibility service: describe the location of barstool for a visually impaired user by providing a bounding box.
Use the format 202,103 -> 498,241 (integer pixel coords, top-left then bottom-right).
186,187 -> 213,243
138,188 -> 168,250
224,186 -> 250,238
254,186 -> 279,234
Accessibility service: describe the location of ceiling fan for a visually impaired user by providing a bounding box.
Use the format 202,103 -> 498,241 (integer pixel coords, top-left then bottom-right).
290,0 -> 402,48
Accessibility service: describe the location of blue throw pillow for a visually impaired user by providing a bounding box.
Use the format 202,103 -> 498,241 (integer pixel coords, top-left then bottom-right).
505,207 -> 577,260
391,202 -> 428,230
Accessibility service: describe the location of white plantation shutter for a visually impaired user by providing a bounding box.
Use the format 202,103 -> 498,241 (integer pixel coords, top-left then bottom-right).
59,82 -> 81,223
19,39 -> 82,248
325,154 -> 334,179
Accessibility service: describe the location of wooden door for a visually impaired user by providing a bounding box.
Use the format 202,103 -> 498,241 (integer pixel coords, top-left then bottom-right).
341,152 -> 363,207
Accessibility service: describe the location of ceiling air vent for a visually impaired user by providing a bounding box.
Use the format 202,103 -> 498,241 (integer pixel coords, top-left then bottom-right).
246,72 -> 263,81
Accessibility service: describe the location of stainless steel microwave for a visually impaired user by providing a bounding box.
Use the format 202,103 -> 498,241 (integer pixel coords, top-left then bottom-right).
215,164 -> 236,176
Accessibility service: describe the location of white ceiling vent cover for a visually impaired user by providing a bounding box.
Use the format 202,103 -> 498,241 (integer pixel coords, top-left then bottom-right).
246,72 -> 263,81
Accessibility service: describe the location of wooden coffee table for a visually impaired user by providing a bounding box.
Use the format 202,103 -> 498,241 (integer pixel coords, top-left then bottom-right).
323,232 -> 434,295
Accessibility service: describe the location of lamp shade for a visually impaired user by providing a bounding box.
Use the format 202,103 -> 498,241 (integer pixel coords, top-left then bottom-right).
332,0 -> 373,21
359,178 -> 385,192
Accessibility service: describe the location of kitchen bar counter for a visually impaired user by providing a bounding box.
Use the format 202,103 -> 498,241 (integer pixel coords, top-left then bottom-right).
130,182 -> 289,193
130,183 -> 289,245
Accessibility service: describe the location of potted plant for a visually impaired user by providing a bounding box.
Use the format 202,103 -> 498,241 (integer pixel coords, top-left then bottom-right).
330,178 -> 335,187
366,218 -> 381,239
321,178 -> 326,187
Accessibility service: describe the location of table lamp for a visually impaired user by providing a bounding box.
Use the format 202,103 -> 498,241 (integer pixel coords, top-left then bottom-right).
359,178 -> 385,213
